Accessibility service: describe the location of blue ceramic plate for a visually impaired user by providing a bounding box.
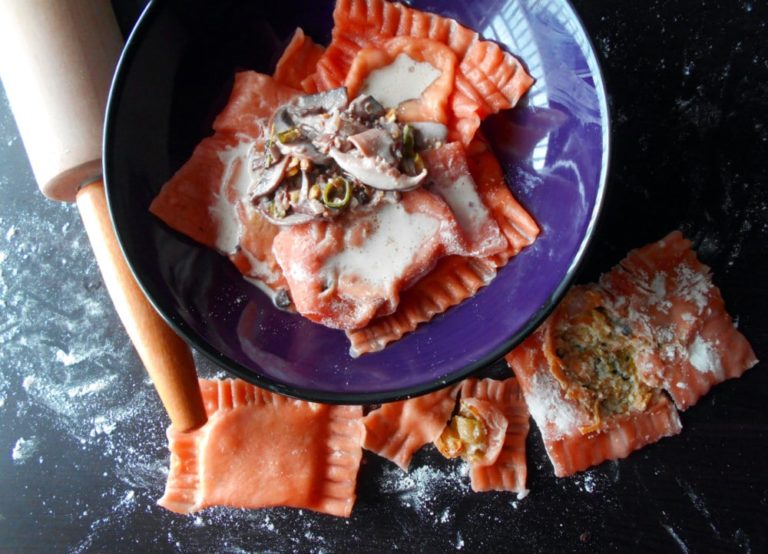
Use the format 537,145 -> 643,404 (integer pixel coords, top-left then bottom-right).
104,0 -> 610,403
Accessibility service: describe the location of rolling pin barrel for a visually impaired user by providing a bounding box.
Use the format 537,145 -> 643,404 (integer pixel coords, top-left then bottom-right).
0,0 -> 119,202
0,0 -> 207,431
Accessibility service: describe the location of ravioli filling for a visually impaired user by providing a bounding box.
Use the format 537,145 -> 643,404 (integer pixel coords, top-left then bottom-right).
552,294 -> 654,434
435,398 -> 507,466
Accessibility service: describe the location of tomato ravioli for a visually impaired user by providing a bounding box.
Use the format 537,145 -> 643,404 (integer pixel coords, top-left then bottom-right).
150,0 -> 537,355
157,233 -> 757,516
506,231 -> 758,476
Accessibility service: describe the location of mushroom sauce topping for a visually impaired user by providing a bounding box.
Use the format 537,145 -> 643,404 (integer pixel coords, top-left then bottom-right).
248,87 -> 448,226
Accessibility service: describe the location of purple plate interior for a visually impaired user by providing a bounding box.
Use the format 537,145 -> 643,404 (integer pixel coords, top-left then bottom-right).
104,0 -> 609,403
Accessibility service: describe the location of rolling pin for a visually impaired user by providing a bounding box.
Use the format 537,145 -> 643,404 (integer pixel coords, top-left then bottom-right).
0,0 -> 207,431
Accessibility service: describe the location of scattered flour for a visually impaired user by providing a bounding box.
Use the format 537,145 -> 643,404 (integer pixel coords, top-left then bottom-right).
650,273 -> 667,301
662,523 -> 690,553
66,375 -> 118,398
688,336 -> 723,375
524,370 -> 584,440
55,346 -> 109,367
581,471 -> 598,493
378,460 -> 470,516
674,263 -> 712,313
11,436 -> 37,464
90,415 -> 117,437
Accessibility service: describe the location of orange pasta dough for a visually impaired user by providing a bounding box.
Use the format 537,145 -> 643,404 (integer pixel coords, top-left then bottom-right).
599,231 -> 758,409
307,0 -> 534,144
505,232 -> 757,477
273,28 -> 326,90
346,138 -> 539,355
150,71 -> 297,289
159,379 -> 363,517
436,378 -> 530,494
344,36 -> 457,123
272,187 -> 478,330
360,385 -> 460,470
506,285 -> 683,477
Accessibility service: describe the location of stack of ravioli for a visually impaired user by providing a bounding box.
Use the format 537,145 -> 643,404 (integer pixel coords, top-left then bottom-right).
150,0 -> 539,356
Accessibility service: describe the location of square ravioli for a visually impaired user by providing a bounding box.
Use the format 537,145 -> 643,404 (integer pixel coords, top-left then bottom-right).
506,231 -> 757,476
159,379 -> 363,517
506,285 -> 683,477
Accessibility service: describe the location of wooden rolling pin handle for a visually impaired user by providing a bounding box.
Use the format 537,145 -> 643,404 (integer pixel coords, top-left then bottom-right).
77,180 -> 208,431
0,0 -> 207,431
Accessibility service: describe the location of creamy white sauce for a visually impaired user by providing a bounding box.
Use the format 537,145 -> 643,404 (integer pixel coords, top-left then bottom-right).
244,275 -> 280,304
212,140 -> 254,253
425,165 -> 505,257
361,53 -> 440,109
324,202 -> 439,291
239,237 -> 281,284
434,174 -> 497,249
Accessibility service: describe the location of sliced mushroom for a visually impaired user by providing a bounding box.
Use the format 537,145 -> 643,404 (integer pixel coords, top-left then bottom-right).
329,147 -> 427,191
270,105 -> 295,134
348,128 -> 396,165
263,139 -> 282,167
337,114 -> 369,139
348,94 -> 385,121
260,210 -> 318,227
248,156 -> 289,198
295,198 -> 326,216
276,140 -> 330,164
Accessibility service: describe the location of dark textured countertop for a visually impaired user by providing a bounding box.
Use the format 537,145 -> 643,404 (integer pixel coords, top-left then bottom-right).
1,1 -> 766,552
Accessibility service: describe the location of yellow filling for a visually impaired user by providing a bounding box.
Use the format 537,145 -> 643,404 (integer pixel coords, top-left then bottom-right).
435,401 -> 488,462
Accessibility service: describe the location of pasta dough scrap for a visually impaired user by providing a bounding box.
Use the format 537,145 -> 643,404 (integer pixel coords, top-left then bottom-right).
360,384 -> 460,470
159,379 -> 363,517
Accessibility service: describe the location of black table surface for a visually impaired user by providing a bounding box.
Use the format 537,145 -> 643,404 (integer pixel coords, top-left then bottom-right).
1,1 -> 766,552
